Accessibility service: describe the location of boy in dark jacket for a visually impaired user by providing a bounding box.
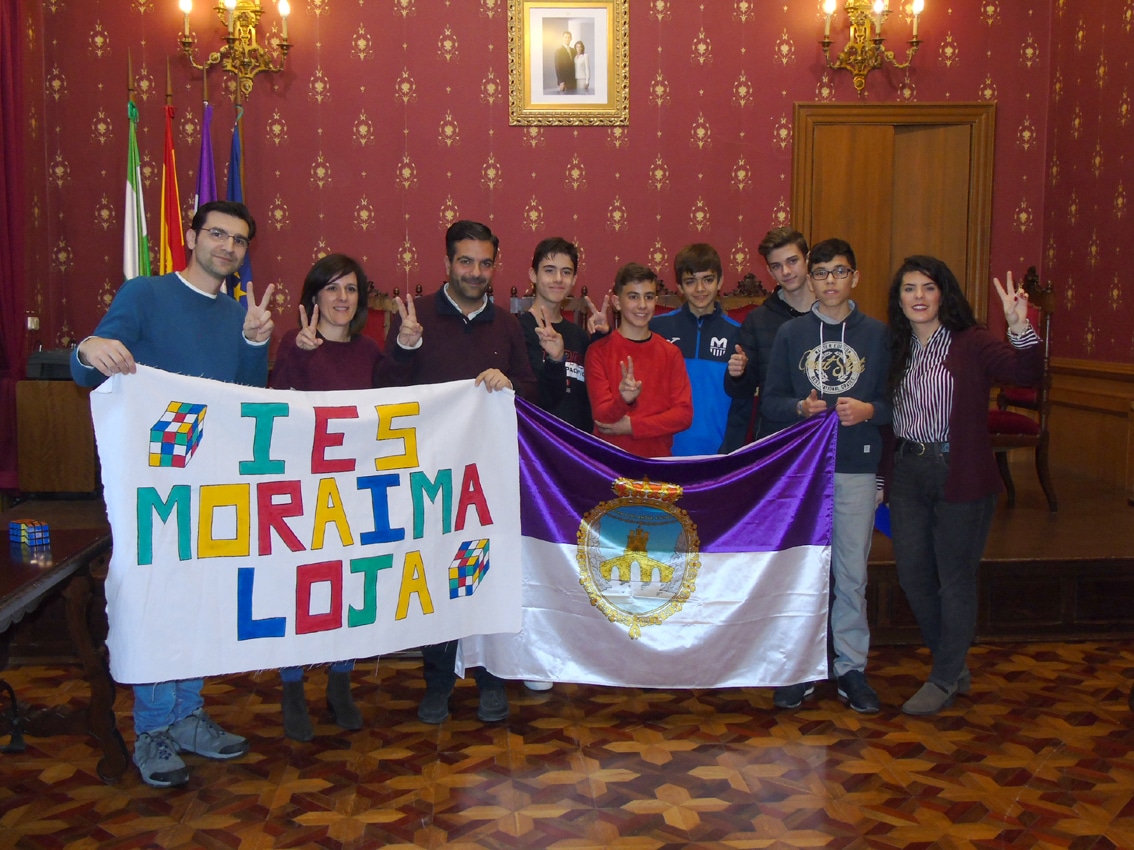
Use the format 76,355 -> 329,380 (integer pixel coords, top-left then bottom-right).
726,228 -> 815,450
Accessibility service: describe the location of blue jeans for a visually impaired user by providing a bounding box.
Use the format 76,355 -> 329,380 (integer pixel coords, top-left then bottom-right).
133,680 -> 204,735
890,449 -> 995,688
280,660 -> 355,683
830,473 -> 878,678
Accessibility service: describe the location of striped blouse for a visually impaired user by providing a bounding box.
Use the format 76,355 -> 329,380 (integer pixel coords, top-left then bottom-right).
893,323 -> 1041,442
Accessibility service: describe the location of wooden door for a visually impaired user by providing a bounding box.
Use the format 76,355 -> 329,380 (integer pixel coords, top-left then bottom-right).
793,104 -> 996,322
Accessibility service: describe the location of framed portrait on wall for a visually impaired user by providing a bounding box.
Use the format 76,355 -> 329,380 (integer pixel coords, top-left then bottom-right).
507,0 -> 629,126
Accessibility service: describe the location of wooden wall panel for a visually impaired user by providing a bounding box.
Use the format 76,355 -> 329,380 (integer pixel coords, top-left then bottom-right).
1048,359 -> 1134,489
16,382 -> 97,494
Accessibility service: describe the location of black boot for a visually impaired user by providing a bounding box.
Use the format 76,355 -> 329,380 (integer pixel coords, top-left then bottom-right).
327,671 -> 363,730
282,680 -> 314,742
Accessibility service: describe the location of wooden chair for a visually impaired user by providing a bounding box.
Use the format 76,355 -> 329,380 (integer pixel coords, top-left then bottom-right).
507,285 -> 594,330
987,266 -> 1058,511
654,273 -> 770,318
367,283 -> 425,345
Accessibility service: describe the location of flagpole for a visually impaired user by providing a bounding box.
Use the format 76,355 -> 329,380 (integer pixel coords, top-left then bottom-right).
160,58 -> 186,274
235,87 -> 245,192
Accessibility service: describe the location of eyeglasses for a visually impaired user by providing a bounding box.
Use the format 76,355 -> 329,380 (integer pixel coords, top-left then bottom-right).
809,265 -> 854,281
203,227 -> 250,249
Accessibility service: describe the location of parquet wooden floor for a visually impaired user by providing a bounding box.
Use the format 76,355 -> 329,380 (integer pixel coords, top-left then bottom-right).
2,641 -> 1134,849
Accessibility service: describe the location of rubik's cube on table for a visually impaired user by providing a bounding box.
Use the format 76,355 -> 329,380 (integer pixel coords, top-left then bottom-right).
149,401 -> 208,468
8,519 -> 50,548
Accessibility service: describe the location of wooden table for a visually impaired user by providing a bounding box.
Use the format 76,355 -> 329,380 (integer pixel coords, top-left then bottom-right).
1,504 -> 127,782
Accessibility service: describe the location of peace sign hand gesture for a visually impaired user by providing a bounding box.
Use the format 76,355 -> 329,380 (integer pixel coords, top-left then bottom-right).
585,292 -> 612,336
395,292 -> 424,348
618,355 -> 642,404
242,281 -> 276,343
992,271 -> 1031,335
533,304 -> 565,361
296,304 -> 323,351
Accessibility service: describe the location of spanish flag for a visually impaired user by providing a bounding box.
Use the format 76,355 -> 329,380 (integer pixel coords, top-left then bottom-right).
158,103 -> 186,274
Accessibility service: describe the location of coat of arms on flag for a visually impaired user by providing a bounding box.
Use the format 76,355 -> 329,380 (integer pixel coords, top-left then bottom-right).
578,478 -> 699,639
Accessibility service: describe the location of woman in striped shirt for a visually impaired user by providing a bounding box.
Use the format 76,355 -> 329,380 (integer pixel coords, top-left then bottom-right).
886,256 -> 1043,716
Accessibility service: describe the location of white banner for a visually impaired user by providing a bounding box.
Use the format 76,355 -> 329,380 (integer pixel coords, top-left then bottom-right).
90,365 -> 522,684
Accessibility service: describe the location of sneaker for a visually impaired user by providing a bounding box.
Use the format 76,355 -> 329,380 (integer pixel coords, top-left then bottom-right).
902,681 -> 957,716
477,679 -> 510,723
836,670 -> 881,714
524,680 -> 553,692
772,682 -> 815,709
418,689 -> 451,725
134,729 -> 189,788
168,709 -> 249,759
957,666 -> 972,695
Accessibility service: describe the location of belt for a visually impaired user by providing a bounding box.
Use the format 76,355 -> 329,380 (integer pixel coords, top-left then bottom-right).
896,438 -> 950,456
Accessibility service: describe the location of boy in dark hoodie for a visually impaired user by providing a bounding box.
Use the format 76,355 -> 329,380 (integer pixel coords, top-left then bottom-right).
761,237 -> 892,715
725,228 -> 816,450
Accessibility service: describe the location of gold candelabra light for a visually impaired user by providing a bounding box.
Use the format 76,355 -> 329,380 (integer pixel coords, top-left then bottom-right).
177,0 -> 291,100
821,0 -> 924,93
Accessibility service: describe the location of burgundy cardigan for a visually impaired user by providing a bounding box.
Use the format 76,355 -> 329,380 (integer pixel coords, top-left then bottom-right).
927,325 -> 1044,502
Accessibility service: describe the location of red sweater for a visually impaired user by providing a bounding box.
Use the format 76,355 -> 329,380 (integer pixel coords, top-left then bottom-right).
584,331 -> 693,457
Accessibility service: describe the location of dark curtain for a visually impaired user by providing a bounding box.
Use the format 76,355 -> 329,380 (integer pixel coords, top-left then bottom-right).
0,0 -> 26,490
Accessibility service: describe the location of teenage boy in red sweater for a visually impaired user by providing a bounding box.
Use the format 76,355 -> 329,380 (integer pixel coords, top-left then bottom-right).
584,263 -> 692,458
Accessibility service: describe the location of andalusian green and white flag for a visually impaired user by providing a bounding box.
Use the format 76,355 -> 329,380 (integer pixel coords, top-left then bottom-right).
124,99 -> 151,281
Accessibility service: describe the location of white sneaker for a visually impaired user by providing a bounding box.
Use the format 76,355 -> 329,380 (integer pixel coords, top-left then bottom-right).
523,680 -> 553,692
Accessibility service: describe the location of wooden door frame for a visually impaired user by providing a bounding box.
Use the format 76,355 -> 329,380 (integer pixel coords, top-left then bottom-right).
792,103 -> 997,320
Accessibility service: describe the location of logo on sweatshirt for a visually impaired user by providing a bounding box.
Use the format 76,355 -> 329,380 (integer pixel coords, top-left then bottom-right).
800,341 -> 865,395
710,336 -> 728,357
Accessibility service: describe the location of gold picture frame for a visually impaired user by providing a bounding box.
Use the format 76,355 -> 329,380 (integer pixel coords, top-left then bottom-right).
507,0 -> 629,126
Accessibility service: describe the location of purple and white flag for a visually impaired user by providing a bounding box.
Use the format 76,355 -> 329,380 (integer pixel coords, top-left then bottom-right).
460,400 -> 837,689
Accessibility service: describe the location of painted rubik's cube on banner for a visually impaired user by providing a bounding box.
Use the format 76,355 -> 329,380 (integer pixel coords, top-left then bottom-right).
149,401 -> 208,468
449,539 -> 490,599
9,519 -> 50,548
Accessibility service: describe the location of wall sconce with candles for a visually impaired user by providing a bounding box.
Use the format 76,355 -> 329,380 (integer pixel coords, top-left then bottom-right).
177,0 -> 291,100
821,0 -> 924,93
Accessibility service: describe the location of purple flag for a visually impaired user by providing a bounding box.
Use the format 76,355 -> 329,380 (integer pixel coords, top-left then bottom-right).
460,403 -> 838,688
193,101 -> 216,212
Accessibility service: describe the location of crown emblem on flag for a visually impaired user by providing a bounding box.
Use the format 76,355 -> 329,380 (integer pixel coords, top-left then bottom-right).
577,477 -> 700,639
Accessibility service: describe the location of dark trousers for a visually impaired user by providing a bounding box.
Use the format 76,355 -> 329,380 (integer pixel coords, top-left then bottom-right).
421,641 -> 502,694
889,449 -> 995,689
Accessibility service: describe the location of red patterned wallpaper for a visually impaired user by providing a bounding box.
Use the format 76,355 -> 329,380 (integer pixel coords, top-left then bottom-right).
17,1 -> 1124,363
1041,0 -> 1133,360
